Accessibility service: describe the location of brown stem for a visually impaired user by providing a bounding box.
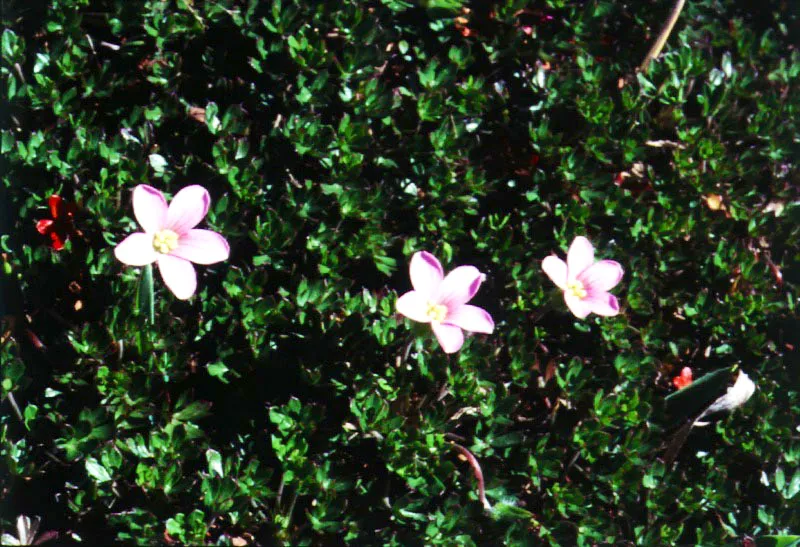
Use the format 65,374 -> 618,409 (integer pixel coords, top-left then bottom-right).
640,0 -> 687,71
452,443 -> 492,511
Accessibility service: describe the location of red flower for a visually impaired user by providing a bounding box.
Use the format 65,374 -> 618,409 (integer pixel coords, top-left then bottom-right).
672,367 -> 693,390
36,195 -> 77,250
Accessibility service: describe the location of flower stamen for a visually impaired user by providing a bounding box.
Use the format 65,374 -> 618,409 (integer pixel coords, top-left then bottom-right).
152,229 -> 179,254
425,302 -> 448,323
566,280 -> 587,299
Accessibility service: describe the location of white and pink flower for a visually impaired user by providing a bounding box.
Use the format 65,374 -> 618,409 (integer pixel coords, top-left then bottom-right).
396,251 -> 494,353
542,236 -> 623,319
114,184 -> 229,300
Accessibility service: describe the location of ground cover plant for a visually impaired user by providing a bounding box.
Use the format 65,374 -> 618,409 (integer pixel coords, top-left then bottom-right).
1,0 -> 799,544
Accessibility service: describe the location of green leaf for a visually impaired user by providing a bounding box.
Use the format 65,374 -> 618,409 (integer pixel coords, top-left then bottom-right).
756,536 -> 800,547
165,516 -> 184,538
374,255 -> 396,276
205,448 -> 224,477
148,153 -> 167,173
23,404 -> 37,430
490,503 -> 534,522
205,102 -> 220,133
490,432 -> 525,448
776,467 -> 786,491
206,361 -> 230,383
785,469 -> 800,499
85,458 -> 112,483
1,29 -> 18,59
1,132 -> 13,154
172,400 -> 211,423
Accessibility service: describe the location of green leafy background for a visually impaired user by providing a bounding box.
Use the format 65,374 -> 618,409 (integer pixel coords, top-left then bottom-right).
1,0 -> 798,544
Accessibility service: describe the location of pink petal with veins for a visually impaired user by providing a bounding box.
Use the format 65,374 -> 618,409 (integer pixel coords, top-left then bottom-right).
437,266 -> 484,310
409,251 -> 444,299
567,236 -> 595,279
114,232 -> 158,266
157,254 -> 198,300
432,322 -> 465,353
133,185 -> 168,233
446,304 -> 494,334
171,229 -> 230,264
565,293 -> 593,319
396,291 -> 432,323
166,185 -> 210,235
542,255 -> 568,289
585,292 -> 620,316
578,260 -> 623,292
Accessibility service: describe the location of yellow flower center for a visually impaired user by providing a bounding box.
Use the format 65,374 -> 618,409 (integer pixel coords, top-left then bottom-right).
566,280 -> 587,299
152,229 -> 179,254
426,302 -> 448,323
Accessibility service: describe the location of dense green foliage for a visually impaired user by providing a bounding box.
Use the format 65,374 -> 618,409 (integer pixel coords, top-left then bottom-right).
2,0 -> 799,544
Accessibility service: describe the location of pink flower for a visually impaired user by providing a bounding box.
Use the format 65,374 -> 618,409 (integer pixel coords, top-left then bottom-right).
114,184 -> 230,300
396,251 -> 494,353
542,236 -> 623,319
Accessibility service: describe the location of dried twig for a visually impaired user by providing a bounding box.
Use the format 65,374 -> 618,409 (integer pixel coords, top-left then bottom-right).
645,139 -> 686,149
452,443 -> 492,511
640,0 -> 687,71
6,392 -> 24,423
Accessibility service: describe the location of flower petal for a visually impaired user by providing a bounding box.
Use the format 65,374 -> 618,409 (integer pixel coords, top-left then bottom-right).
396,290 -> 431,323
446,304 -> 494,334
431,322 -> 464,353
436,266 -> 485,310
578,260 -> 623,292
157,254 -> 197,300
673,367 -> 693,389
585,291 -> 620,316
170,229 -> 230,265
36,218 -> 54,235
17,515 -> 38,545
49,230 -> 66,251
133,185 -> 168,233
409,251 -> 444,298
542,255 -> 568,289
114,233 -> 157,266
564,293 -> 593,319
0,533 -> 20,546
166,185 -> 210,235
567,236 -> 594,279
48,195 -> 64,218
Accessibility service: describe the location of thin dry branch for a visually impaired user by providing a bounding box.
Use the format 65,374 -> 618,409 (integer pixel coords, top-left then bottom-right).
640,0 -> 687,71
452,443 -> 492,511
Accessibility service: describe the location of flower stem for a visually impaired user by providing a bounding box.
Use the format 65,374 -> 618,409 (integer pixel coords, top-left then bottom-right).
139,264 -> 155,325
